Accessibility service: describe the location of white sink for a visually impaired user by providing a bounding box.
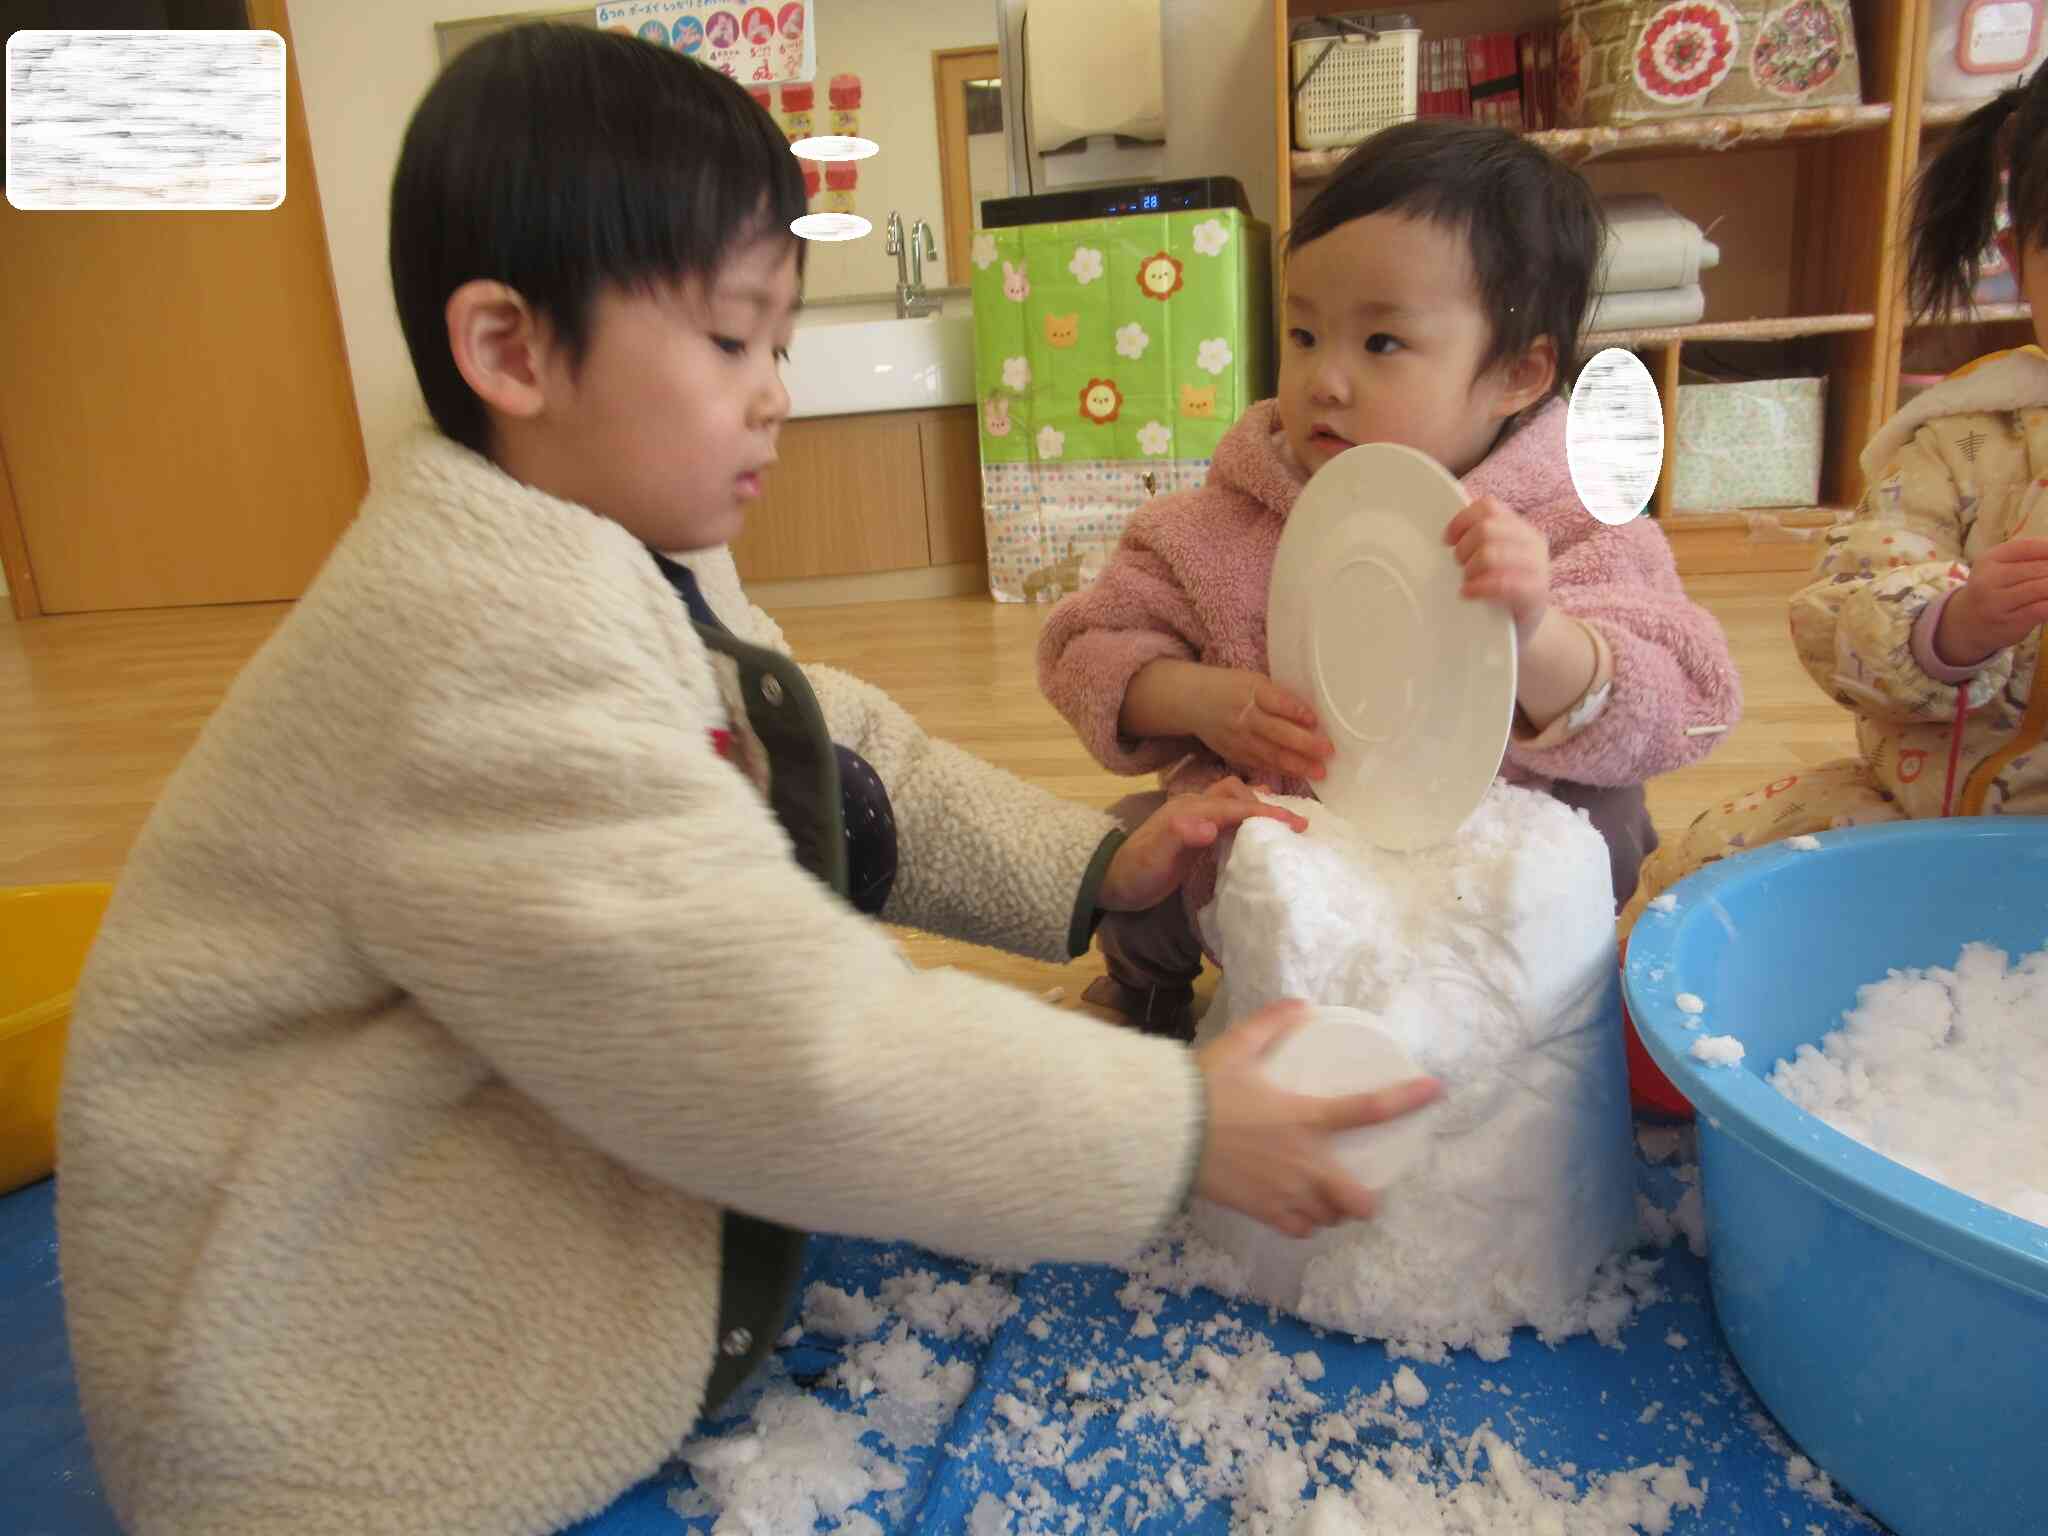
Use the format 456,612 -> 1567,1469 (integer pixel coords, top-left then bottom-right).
784,310 -> 976,419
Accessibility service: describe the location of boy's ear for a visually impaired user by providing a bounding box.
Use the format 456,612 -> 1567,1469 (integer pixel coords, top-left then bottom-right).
447,280 -> 555,424
1496,336 -> 1558,419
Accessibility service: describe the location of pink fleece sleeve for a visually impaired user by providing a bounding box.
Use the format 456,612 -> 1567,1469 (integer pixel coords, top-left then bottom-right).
1037,533 -> 1209,776
1505,508 -> 1742,786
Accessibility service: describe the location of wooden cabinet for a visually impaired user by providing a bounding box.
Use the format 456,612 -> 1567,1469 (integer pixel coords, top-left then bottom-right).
731,406 -> 987,584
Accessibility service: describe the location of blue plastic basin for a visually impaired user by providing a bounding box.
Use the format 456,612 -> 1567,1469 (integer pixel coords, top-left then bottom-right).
1623,819 -> 2048,1536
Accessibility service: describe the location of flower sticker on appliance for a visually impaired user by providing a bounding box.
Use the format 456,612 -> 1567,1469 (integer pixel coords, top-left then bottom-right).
1069,245 -> 1105,284
1080,378 -> 1123,425
972,233 -> 999,270
1192,218 -> 1231,257
1037,425 -> 1066,459
1749,1 -> 1846,98
1633,2 -> 1741,105
1115,322 -> 1151,360
1002,356 -> 1031,392
1138,420 -> 1173,457
1196,338 -> 1234,376
1137,251 -> 1185,301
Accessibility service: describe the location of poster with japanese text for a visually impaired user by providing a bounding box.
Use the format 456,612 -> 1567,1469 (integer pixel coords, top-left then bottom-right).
594,1 -> 814,85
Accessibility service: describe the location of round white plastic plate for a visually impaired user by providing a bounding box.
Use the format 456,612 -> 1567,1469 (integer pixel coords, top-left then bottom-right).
1262,1005 -> 1439,1190
1267,442 -> 1516,851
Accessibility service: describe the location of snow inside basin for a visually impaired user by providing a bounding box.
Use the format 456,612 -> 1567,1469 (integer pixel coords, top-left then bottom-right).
1623,819 -> 2048,1536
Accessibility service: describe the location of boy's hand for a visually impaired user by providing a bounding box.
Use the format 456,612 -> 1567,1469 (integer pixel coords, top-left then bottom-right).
1448,496 -> 1551,645
1099,779 -> 1307,912
1187,666 -> 1333,782
1936,537 -> 2048,666
1194,1001 -> 1443,1238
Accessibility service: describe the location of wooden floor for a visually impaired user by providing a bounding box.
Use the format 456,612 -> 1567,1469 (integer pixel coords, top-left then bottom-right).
0,570 -> 1856,1007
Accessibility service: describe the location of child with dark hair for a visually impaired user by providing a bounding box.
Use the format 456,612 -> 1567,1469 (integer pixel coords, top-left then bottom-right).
1040,119 -> 1741,1038
55,26 -> 1440,1536
1622,69 -> 2048,926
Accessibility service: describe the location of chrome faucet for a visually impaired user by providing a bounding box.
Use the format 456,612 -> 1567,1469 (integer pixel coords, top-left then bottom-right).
885,210 -> 942,318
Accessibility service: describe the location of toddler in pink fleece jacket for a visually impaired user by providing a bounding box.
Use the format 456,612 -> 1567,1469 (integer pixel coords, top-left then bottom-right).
1039,121 -> 1742,1037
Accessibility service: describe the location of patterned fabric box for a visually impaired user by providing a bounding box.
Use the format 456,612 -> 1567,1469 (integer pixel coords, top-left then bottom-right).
1671,375 -> 1826,513
1559,1 -> 1863,126
970,208 -> 1270,602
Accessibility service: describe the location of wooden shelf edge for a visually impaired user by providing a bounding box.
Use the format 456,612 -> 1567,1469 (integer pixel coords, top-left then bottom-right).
1581,314 -> 1874,351
1661,507 -> 1845,530
1907,303 -> 2031,328
1291,104 -> 1892,180
1661,507 -> 1846,579
1921,99 -> 1997,130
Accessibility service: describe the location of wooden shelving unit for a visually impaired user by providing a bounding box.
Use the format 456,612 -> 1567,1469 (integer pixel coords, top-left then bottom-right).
1293,103 -> 1894,178
1582,314 -> 1875,350
1908,302 -> 2032,329
1270,1 -> 1959,564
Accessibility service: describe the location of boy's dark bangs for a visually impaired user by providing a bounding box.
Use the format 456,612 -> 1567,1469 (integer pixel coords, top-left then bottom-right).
464,26 -> 809,334
391,25 -> 809,448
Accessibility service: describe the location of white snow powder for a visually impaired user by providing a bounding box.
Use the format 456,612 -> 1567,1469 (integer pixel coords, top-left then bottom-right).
1649,894 -> 1678,913
1770,940 -> 2048,1227
680,1251 -> 1708,1536
1190,787 -> 1635,1354
1675,993 -> 1706,1015
802,1283 -> 889,1339
1392,1366 -> 1429,1408
1690,1036 -> 1745,1067
1786,835 -> 1821,851
1666,1331 -> 1689,1350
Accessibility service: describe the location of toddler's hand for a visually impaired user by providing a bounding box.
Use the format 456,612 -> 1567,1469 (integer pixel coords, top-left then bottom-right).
1937,537 -> 2048,666
1188,666 -> 1332,782
1100,778 -> 1307,912
1194,1001 -> 1443,1239
1448,496 -> 1550,645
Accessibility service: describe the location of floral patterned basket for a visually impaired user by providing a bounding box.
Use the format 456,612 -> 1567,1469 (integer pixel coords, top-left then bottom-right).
1558,1 -> 1864,126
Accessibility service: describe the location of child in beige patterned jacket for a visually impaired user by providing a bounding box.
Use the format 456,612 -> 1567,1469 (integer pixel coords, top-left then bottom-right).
1624,69 -> 2048,928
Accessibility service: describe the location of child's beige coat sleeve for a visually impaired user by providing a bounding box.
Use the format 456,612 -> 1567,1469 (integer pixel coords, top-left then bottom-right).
805,664 -> 1121,960
674,546 -> 1122,959
344,574 -> 1200,1266
1788,424 -> 2018,723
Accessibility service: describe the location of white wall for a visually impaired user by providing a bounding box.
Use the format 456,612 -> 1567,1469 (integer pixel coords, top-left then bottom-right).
997,0 -> 1279,229
289,0 -> 532,478
287,0 -> 996,477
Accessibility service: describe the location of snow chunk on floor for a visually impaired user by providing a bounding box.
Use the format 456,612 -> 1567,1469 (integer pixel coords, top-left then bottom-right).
880,1269 -> 1019,1340
672,1395 -> 906,1532
802,1283 -> 888,1339
1392,1366 -> 1429,1408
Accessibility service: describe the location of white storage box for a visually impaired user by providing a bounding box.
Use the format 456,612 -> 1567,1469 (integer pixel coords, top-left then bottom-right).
1292,23 -> 1421,150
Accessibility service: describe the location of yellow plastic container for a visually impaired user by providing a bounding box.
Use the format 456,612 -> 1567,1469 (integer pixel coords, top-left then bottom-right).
1,883 -> 112,1194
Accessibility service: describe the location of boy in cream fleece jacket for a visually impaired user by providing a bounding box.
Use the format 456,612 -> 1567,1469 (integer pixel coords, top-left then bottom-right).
55,28 -> 1439,1536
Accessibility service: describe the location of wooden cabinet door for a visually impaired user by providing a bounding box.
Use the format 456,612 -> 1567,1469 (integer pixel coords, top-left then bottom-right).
733,413 -> 932,581
919,407 -> 986,568
0,0 -> 366,616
